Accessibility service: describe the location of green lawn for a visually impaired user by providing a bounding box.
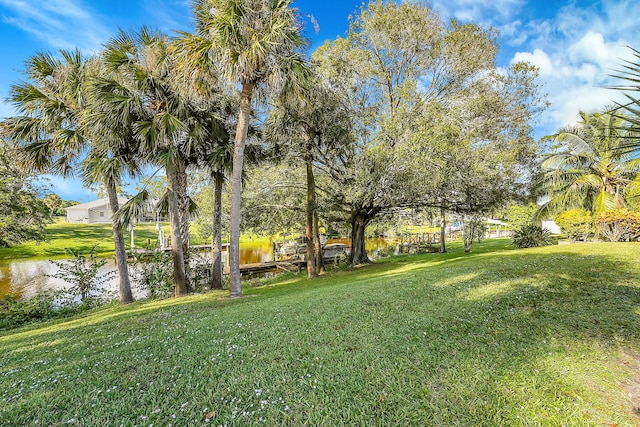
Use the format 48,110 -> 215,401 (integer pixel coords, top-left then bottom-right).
0,219 -> 205,260
1,240 -> 640,426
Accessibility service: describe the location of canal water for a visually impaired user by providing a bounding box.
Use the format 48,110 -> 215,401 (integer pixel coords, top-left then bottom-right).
0,241 -> 269,301
0,239 -> 397,300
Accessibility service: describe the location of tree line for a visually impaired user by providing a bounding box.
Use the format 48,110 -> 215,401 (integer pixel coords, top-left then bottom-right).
1,0 -> 550,304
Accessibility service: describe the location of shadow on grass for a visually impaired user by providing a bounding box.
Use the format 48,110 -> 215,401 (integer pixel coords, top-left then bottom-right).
1,240 -> 639,425
233,240 -> 640,423
345,243 -> 640,423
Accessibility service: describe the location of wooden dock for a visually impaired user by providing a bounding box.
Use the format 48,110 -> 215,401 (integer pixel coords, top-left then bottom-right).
226,255 -> 343,276
223,260 -> 303,276
141,244 -> 346,277
155,241 -> 348,276
159,243 -> 228,253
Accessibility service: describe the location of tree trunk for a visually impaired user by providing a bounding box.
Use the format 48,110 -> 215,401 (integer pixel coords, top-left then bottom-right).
350,213 -> 371,266
106,179 -> 133,304
167,163 -> 189,296
313,211 -> 325,274
210,172 -> 224,290
229,81 -> 254,297
305,144 -> 317,278
463,218 -> 474,253
439,206 -> 447,253
176,162 -> 191,292
463,215 -> 482,252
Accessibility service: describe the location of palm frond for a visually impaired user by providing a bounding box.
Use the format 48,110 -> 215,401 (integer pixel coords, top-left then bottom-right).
113,189 -> 152,230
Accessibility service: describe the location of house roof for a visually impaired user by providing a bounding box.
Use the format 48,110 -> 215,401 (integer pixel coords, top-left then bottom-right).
65,198 -> 129,211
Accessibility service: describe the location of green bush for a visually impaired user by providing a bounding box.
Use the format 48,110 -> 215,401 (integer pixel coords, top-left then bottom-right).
554,209 -> 593,241
0,291 -> 91,330
512,224 -> 554,248
507,203 -> 539,230
50,245 -> 115,303
130,248 -> 175,299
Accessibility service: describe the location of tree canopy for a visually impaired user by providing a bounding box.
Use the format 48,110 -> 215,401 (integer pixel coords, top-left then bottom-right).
0,139 -> 49,247
313,0 -> 545,261
0,0 -> 552,294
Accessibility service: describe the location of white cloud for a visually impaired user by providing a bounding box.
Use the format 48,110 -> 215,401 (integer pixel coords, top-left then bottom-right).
546,86 -> 618,129
504,1 -> 640,136
568,31 -> 630,69
569,31 -> 608,64
432,0 -> 524,24
499,20 -> 528,46
428,0 -> 640,137
512,48 -> 554,75
142,0 -> 192,34
0,0 -> 108,51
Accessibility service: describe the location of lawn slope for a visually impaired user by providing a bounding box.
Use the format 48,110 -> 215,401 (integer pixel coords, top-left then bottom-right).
0,220 -> 167,260
1,240 -> 640,426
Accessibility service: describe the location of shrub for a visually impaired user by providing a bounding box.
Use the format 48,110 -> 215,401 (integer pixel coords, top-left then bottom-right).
596,210 -> 640,242
512,224 -> 554,248
507,203 -> 539,230
130,247 -> 174,299
50,245 -> 115,303
189,249 -> 216,293
554,209 -> 593,241
0,291 -> 91,330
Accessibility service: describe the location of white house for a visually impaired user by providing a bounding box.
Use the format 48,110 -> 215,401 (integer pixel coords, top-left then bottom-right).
537,195 -> 562,234
541,219 -> 562,234
65,198 -> 128,224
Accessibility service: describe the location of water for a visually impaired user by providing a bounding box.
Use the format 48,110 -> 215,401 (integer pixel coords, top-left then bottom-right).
0,259 -> 143,302
0,239 -> 397,300
0,240 -> 278,300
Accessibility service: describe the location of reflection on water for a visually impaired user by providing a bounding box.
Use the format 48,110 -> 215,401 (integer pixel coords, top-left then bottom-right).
0,238 -> 394,300
0,260 -> 61,300
0,259 -> 139,302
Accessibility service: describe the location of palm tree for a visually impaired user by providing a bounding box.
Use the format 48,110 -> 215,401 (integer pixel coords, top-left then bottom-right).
610,45 -> 640,152
191,0 -> 308,297
203,149 -> 231,290
94,28 -> 196,296
4,50 -> 136,304
171,34 -> 238,291
81,155 -> 138,303
96,27 -> 236,296
540,109 -> 640,215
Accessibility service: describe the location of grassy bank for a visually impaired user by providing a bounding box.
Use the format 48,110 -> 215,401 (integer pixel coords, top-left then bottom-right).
1,240 -> 640,425
0,220 -> 206,260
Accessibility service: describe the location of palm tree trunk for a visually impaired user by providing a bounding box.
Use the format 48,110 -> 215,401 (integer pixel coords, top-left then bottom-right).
167,163 -> 189,296
305,144 -> 317,278
210,172 -> 224,290
229,81 -> 254,297
176,163 -> 191,293
106,179 -> 133,304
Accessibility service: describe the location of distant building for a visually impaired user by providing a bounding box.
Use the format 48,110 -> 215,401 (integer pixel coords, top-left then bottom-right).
65,198 -> 129,224
541,219 -> 562,234
537,195 -> 562,234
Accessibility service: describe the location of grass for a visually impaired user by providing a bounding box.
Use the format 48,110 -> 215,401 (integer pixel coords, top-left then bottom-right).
1,240 -> 640,426
0,219 -> 206,260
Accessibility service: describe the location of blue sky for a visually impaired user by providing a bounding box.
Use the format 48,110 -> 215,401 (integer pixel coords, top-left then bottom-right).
1,0 -> 639,201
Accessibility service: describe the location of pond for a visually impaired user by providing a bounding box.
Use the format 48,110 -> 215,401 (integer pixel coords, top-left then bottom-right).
0,241 -> 268,301
0,238 -> 400,300
0,259 -> 129,302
